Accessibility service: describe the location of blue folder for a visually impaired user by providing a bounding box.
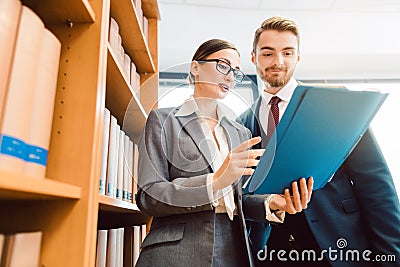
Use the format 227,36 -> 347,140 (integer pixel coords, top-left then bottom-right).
245,85 -> 388,194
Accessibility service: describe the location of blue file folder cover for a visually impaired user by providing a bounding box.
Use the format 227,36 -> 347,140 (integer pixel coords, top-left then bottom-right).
246,85 -> 388,194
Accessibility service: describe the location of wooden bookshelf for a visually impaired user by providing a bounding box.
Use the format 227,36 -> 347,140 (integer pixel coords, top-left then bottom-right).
98,195 -> 149,229
23,0 -> 95,24
0,170 -> 81,200
0,0 -> 159,266
142,0 -> 161,19
110,0 -> 155,74
106,44 -> 147,143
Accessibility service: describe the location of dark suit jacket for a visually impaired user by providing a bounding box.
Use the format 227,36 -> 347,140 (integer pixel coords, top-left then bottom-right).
240,94 -> 400,267
136,107 -> 268,267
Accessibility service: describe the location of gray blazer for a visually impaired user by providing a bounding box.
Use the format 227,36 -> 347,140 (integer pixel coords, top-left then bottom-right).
136,106 -> 268,267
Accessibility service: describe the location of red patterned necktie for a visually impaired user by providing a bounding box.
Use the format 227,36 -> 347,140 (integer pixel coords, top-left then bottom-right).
267,96 -> 281,137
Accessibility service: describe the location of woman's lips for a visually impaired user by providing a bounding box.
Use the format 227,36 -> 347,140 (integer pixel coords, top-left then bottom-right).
218,83 -> 230,91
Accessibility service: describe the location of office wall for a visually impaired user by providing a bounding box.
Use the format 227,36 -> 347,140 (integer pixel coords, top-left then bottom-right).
158,3 -> 400,79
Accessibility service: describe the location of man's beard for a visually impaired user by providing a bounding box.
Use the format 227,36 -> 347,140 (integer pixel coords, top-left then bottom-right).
263,67 -> 293,88
267,76 -> 289,88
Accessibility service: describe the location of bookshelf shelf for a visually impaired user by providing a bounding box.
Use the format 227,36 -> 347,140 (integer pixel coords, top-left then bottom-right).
98,195 -> 150,229
98,194 -> 140,212
23,0 -> 95,24
0,170 -> 81,200
110,0 -> 155,73
106,45 -> 147,143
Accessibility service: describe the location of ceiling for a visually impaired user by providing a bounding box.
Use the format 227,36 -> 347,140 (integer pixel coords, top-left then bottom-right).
157,0 -> 400,80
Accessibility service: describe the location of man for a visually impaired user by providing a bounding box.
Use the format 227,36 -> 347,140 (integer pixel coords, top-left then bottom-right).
240,16 -> 400,267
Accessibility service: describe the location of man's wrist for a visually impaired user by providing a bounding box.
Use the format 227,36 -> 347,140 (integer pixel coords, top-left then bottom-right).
264,194 -> 285,223
266,194 -> 278,211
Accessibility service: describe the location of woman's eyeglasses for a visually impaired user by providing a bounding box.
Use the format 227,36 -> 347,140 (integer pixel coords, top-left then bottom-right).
199,59 -> 245,83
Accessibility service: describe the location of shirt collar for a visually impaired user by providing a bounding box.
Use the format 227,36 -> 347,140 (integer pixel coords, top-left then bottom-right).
175,96 -> 199,117
262,77 -> 298,104
175,96 -> 237,122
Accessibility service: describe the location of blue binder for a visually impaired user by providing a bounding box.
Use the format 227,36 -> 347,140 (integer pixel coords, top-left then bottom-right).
245,85 -> 388,194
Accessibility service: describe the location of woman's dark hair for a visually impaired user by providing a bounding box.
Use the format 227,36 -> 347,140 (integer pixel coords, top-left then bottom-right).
189,39 -> 239,84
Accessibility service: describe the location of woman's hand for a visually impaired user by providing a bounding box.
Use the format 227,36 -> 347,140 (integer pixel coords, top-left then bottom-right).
269,177 -> 314,214
213,137 -> 264,191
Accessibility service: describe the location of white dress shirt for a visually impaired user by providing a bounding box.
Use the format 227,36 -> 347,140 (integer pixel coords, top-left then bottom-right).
175,96 -> 237,220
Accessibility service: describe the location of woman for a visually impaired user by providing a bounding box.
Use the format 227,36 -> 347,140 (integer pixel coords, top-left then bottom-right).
136,39 -> 312,267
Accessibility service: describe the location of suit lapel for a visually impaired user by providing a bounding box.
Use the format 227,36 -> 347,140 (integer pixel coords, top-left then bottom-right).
220,117 -> 242,150
253,97 -> 270,148
175,112 -> 215,171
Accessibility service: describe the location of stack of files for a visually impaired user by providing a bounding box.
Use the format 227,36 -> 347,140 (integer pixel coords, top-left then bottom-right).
98,108 -> 137,204
245,85 -> 387,194
0,231 -> 42,267
0,3 -> 61,177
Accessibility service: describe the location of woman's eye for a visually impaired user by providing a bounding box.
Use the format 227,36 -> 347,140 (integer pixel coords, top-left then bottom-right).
218,63 -> 229,70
